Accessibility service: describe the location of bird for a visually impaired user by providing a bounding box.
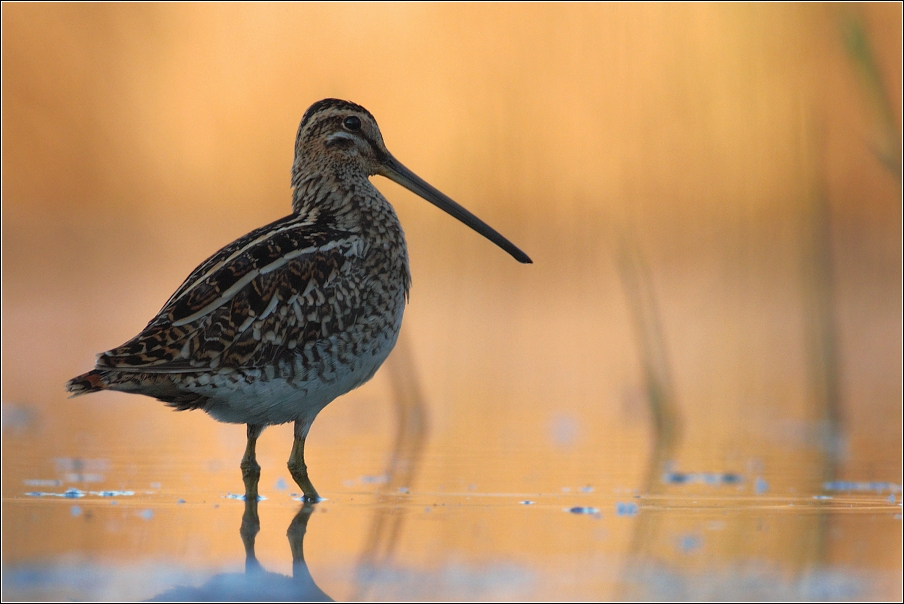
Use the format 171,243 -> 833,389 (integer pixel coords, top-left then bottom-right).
66,98 -> 532,502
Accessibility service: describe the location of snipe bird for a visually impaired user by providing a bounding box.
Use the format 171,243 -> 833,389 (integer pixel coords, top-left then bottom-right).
66,99 -> 531,502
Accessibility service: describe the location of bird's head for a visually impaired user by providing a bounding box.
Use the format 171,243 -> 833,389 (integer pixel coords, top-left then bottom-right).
293,99 -> 389,178
292,98 -> 532,264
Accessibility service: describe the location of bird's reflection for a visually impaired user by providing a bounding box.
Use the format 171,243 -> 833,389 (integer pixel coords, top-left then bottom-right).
152,332 -> 427,602
150,498 -> 331,602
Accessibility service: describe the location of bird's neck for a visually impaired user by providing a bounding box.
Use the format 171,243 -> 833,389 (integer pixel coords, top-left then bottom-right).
291,162 -> 410,302
291,167 -> 396,235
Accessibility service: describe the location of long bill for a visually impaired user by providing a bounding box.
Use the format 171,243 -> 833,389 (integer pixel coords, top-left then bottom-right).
379,155 -> 532,264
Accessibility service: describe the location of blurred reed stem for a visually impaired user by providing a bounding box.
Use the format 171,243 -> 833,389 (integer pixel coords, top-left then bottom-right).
797,111 -> 843,570
839,8 -> 902,182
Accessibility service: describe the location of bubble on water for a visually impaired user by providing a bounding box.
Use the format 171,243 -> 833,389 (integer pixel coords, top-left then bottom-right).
274,477 -> 288,491
137,509 -> 154,520
550,414 -> 579,448
360,475 -> 388,484
566,506 -> 600,516
755,478 -> 769,494
223,493 -> 267,501
519,500 -> 535,505
25,488 -> 86,498
663,472 -> 690,484
93,491 -> 135,497
677,534 -> 702,553
70,505 -> 82,517
663,472 -> 745,486
616,502 -> 638,516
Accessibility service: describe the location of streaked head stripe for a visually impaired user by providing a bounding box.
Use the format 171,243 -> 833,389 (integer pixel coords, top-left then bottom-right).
299,99 -> 372,131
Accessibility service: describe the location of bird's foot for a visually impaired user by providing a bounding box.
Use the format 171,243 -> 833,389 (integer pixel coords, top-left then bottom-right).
289,466 -> 321,503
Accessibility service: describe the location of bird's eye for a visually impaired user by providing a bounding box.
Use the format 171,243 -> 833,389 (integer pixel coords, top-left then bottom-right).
343,116 -> 361,131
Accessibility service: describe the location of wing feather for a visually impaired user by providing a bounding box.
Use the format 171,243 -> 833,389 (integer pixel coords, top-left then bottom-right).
96,214 -> 364,373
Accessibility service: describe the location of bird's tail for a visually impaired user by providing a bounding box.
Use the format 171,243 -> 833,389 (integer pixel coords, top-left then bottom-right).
65,369 -> 109,397
64,369 -> 209,411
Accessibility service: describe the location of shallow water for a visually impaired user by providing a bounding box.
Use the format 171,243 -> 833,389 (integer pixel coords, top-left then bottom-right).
3,407 -> 901,601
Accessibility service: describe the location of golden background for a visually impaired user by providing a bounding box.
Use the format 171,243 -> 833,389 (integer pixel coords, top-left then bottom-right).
2,4 -> 901,600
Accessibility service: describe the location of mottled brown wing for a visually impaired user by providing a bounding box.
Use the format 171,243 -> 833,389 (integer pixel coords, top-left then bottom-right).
157,213 -> 314,316
96,214 -> 365,372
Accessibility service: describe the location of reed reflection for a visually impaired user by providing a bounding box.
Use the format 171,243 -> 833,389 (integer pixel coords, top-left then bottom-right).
617,234 -> 682,499
355,332 -> 428,598
150,500 -> 330,602
617,234 -> 682,576
615,54 -> 860,589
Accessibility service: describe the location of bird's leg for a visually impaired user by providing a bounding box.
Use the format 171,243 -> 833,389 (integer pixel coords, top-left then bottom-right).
241,424 -> 263,501
287,502 -> 316,579
240,491 -> 262,573
288,420 -> 321,502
